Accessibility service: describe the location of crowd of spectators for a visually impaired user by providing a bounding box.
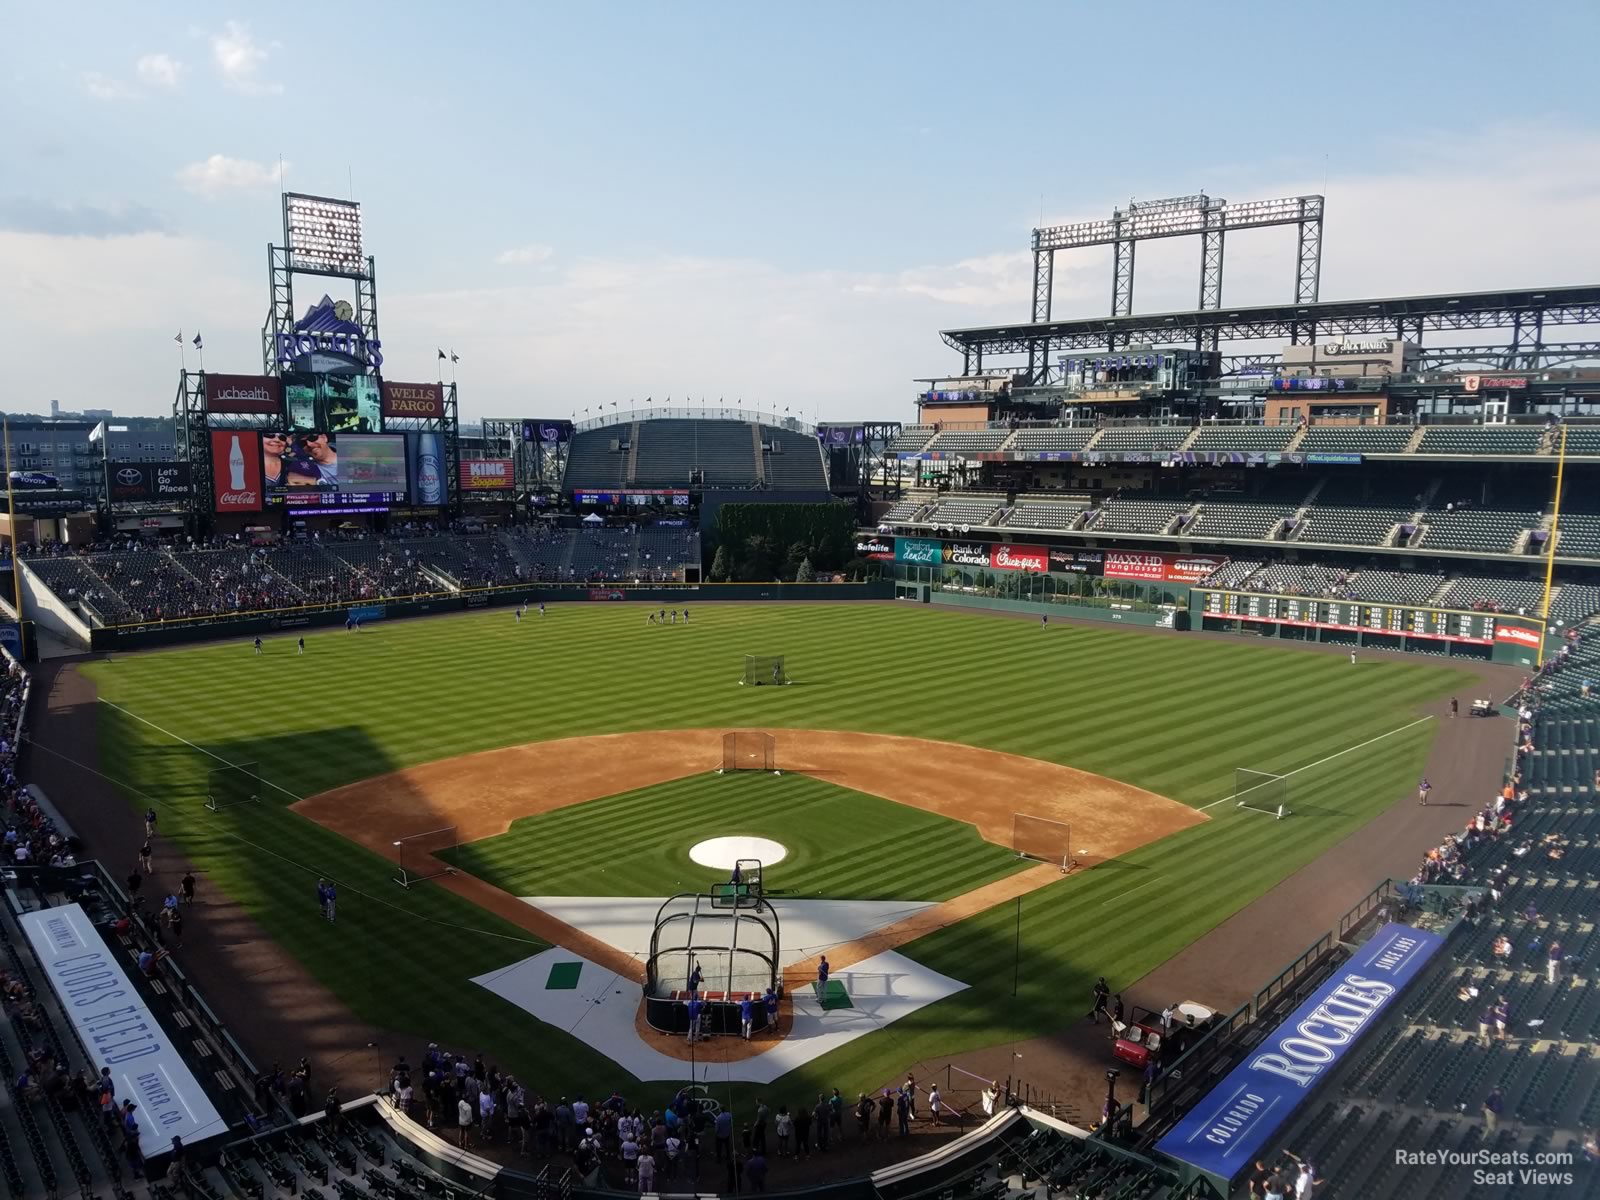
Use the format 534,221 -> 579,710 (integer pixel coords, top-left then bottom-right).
385,1041 -> 948,1192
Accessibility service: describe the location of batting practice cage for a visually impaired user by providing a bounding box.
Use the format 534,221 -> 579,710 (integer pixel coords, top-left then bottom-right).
644,891 -> 781,1036
391,826 -> 459,888
205,763 -> 263,812
719,731 -> 777,774
1012,812 -> 1075,871
1233,768 -> 1291,818
741,655 -> 789,686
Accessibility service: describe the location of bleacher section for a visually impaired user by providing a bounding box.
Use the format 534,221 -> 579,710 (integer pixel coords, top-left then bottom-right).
1003,501 -> 1089,531
1415,425 -> 1545,456
1434,576 -> 1546,613
926,429 -> 1011,454
1009,427 -> 1098,452
1189,501 -> 1292,540
1092,426 -> 1191,453
1092,497 -> 1187,535
1549,584 -> 1600,624
560,425 -> 630,491
1252,562 -> 1350,595
1419,506 -> 1540,554
887,425 -> 936,455
1201,561 -> 1264,590
758,425 -> 828,490
633,419 -> 757,487
1557,425 -> 1600,456
1186,425 -> 1298,452
1295,506 -> 1409,546
924,497 -> 1004,528
1295,425 -> 1414,454
880,497 -> 929,524
1554,515 -> 1600,560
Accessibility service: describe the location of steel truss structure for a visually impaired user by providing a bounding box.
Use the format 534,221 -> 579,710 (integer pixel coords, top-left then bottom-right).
260,195 -> 379,379
481,418 -> 569,502
947,284 -> 1600,382
1027,193 -> 1324,374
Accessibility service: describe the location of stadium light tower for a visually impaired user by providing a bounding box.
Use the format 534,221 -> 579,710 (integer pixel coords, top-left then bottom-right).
1026,193 -> 1325,371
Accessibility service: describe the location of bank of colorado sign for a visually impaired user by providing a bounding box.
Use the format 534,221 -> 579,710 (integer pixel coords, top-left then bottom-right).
941,542 -> 990,567
1157,923 -> 1442,1183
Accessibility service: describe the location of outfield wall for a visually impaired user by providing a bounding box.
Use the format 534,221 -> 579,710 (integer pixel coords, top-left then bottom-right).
87,581 -> 894,653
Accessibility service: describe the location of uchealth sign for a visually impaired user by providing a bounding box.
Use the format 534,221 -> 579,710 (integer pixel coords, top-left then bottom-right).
20,904 -> 229,1156
203,373 -> 282,415
381,381 -> 445,419
989,544 -> 1048,572
210,430 -> 263,512
1156,923 -> 1443,1184
895,537 -> 941,565
1104,550 -> 1228,584
854,537 -> 893,561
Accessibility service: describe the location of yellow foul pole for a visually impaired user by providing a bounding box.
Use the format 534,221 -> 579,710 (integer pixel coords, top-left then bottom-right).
3,417 -> 22,654
1537,423 -> 1568,667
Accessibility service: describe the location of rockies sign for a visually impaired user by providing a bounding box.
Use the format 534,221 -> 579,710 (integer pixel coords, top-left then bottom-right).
105,462 -> 191,502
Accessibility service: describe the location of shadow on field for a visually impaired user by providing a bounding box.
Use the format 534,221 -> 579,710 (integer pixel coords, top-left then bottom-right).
26,663 -> 558,1093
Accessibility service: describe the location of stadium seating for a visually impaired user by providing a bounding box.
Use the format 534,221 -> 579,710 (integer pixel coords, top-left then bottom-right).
633,420 -> 757,486
1008,427 -> 1099,452
1295,506 -> 1410,546
567,529 -> 637,581
1252,562 -> 1350,595
561,426 -> 630,490
1091,496 -> 1188,535
924,497 -> 1004,528
1186,425 -> 1298,452
1548,583 -> 1600,624
758,425 -> 829,489
1415,425 -> 1545,455
880,497 -> 930,524
1003,500 -> 1089,531
1346,570 -> 1447,606
1418,506 -> 1540,554
1434,576 -> 1546,612
1091,425 -> 1192,453
1556,425 -> 1600,457
926,429 -> 1011,454
635,526 -> 701,581
886,425 -> 936,455
1553,514 -> 1600,559
1188,501 -> 1293,540
21,555 -> 135,622
1295,424 -> 1414,454
1200,560 -> 1264,589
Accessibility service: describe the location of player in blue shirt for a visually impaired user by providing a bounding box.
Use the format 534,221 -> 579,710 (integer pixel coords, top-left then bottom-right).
764,986 -> 779,1032
740,995 -> 754,1040
686,993 -> 703,1043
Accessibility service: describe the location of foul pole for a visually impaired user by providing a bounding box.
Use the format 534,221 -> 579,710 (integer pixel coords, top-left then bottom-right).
1538,423 -> 1569,668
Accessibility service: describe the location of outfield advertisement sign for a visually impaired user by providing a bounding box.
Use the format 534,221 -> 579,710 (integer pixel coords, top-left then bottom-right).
19,904 -> 229,1155
855,537 -> 894,561
941,542 -> 990,567
1105,550 -> 1228,584
895,538 -> 942,565
1157,923 -> 1442,1183
1048,549 -> 1104,575
988,544 -> 1048,572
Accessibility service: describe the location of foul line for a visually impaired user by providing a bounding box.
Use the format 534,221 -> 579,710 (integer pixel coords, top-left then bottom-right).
1197,715 -> 1436,813
99,699 -> 304,803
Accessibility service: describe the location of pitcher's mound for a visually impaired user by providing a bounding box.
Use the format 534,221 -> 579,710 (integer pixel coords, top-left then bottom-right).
689,836 -> 788,870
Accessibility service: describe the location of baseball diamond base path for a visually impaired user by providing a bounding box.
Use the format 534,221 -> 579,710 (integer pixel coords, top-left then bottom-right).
294,729 -> 1204,1045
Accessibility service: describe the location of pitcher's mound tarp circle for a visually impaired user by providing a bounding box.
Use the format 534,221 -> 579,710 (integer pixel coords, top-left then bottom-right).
690,836 -> 788,870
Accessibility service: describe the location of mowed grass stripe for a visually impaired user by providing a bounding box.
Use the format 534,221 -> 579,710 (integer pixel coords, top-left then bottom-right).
84,603 -> 1466,1104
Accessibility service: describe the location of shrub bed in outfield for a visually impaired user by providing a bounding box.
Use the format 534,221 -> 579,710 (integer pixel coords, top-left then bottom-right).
82,604 -> 1467,1101
440,772 -> 1030,901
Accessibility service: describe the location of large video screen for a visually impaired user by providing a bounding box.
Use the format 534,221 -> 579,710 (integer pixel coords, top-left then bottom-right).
283,373 -> 319,431
263,432 -> 407,506
325,374 -> 383,433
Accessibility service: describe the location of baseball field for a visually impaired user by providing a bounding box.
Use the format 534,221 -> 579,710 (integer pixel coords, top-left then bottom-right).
80,602 -> 1466,1102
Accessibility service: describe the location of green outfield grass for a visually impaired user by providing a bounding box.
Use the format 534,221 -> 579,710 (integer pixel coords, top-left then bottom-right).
79,602 -> 1470,1105
440,771 -> 1030,900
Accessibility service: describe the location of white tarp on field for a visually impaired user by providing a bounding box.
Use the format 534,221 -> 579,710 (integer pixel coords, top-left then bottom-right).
20,904 -> 229,1155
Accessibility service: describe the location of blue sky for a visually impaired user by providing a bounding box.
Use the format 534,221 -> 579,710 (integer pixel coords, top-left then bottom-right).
4,1 -> 1599,421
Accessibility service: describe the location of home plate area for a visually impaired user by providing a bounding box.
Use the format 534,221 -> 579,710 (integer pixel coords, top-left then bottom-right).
469,897 -> 969,1083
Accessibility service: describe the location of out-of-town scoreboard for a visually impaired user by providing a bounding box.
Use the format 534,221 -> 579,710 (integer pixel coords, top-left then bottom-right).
1193,589 -> 1544,652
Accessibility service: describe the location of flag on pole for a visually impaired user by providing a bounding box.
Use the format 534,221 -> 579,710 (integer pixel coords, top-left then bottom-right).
174,330 -> 182,345
438,349 -> 446,361
193,332 -> 203,349
450,351 -> 459,364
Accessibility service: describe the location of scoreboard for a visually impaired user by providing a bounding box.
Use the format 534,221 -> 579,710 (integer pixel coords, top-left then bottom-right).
1197,590 -> 1503,644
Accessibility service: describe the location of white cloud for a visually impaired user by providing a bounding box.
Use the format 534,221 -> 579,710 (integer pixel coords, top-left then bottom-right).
176,155 -> 282,197
211,21 -> 279,94
136,53 -> 183,88
82,71 -> 134,101
495,243 -> 554,266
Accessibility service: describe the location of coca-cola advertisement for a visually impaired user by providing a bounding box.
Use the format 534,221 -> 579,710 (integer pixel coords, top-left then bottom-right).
203,373 -> 283,415
211,430 -> 263,513
988,544 -> 1049,572
1104,550 -> 1227,583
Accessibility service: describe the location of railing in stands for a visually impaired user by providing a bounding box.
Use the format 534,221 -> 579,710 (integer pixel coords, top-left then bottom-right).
1253,930 -> 1336,1017
576,406 -> 815,433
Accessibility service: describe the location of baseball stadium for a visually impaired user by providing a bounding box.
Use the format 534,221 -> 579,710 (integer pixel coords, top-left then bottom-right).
0,182 -> 1596,1200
